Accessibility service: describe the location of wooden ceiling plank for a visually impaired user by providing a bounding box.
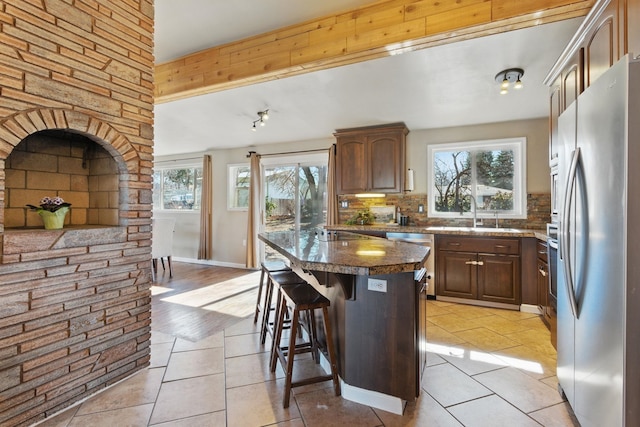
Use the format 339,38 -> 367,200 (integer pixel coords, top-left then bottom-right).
154,0 -> 595,104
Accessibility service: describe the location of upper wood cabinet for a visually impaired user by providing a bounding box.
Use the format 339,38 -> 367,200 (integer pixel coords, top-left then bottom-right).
335,123 -> 408,194
545,0 -> 638,167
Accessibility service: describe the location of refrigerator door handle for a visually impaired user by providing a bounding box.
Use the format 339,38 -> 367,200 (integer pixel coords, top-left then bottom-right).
560,147 -> 580,318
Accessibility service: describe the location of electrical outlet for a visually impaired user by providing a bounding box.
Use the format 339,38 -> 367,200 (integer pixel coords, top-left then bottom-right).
242,239 -> 246,247
368,278 -> 387,293
418,204 -> 424,213
340,200 -> 349,208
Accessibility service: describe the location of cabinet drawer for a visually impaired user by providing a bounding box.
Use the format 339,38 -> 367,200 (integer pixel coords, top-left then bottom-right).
437,236 -> 520,255
537,241 -> 548,263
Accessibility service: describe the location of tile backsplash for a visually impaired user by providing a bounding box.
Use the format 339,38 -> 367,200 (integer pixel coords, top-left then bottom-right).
338,193 -> 551,230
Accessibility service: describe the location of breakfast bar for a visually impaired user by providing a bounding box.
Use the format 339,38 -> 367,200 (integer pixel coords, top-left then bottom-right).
259,230 -> 430,414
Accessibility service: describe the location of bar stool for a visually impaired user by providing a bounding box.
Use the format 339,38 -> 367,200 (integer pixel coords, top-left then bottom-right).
270,282 -> 341,408
253,260 -> 290,324
259,270 -> 306,345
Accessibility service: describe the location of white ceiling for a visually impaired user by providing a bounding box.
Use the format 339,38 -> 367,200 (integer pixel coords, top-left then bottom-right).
154,1 -> 583,157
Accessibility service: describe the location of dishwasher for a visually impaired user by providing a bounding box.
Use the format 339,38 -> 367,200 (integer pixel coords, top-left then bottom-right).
386,232 -> 435,296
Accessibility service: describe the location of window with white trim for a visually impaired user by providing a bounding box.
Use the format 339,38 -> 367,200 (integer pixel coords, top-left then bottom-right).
227,164 -> 250,210
153,163 -> 202,211
427,137 -> 527,219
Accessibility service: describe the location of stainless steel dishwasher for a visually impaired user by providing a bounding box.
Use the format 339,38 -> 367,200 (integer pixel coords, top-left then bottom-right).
386,232 -> 435,296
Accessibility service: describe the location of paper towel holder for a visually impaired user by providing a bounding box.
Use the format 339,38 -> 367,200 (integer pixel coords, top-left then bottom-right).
406,168 -> 414,192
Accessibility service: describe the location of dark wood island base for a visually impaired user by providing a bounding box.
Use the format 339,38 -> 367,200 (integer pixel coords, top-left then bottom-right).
259,231 -> 430,414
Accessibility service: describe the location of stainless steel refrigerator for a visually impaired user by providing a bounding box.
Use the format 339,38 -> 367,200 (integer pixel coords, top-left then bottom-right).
556,54 -> 640,426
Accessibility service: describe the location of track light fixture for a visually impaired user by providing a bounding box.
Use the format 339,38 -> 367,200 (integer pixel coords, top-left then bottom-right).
495,68 -> 524,95
251,109 -> 270,131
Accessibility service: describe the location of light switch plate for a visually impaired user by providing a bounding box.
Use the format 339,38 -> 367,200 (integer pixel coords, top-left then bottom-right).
368,278 -> 387,293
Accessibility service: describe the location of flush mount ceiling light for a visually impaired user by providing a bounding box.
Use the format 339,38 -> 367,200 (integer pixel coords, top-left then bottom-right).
251,109 -> 270,131
495,68 -> 524,95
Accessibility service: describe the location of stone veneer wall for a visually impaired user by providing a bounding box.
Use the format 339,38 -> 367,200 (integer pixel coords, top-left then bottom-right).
0,1 -> 154,426
339,193 -> 551,230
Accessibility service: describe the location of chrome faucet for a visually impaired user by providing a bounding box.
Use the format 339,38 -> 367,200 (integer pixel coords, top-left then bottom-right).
469,195 -> 478,228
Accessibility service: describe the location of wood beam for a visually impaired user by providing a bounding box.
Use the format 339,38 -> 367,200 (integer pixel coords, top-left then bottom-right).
154,0 -> 595,104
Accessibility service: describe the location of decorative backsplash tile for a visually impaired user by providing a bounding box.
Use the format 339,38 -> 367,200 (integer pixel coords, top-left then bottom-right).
338,193 -> 551,230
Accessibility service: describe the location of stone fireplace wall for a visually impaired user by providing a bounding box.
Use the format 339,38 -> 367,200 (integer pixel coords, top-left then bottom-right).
0,1 -> 154,426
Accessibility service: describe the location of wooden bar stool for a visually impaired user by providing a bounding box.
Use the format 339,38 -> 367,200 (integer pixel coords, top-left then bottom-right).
259,270 -> 306,345
253,260 -> 290,324
270,282 -> 341,408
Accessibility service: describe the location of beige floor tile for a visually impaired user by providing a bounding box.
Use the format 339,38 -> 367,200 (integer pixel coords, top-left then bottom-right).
447,395 -> 540,427
150,410 -> 227,426
150,374 -> 226,425
445,304 -> 502,320
504,328 -> 557,357
225,331 -> 271,358
294,387 -> 381,427
224,316 -> 261,337
69,403 -> 154,427
477,314 -> 537,335
164,347 -> 225,382
491,345 -> 557,380
453,327 -> 519,352
264,419 -> 306,427
473,367 -> 565,413
423,363 -> 492,407
76,368 -> 164,415
226,379 -> 300,427
34,405 -> 79,427
425,302 -> 454,317
440,346 -> 507,376
225,351 -> 284,389
150,342 -> 174,368
426,323 -> 467,346
428,313 -> 495,333
425,351 -> 447,367
529,401 -> 580,426
485,307 -> 540,321
374,392 -> 463,427
151,331 -> 176,345
173,331 -> 224,352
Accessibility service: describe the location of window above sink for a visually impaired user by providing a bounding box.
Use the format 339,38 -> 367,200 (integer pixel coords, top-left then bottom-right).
427,137 -> 527,220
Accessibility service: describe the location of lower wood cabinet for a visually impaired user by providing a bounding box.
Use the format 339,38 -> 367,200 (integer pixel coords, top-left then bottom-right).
436,235 -> 521,306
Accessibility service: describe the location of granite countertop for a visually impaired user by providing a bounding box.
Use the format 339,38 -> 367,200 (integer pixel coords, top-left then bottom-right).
259,230 -> 430,276
327,224 -> 549,242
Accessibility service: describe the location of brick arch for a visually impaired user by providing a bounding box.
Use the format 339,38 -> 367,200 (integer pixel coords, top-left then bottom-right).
0,108 -> 146,229
0,108 -> 139,173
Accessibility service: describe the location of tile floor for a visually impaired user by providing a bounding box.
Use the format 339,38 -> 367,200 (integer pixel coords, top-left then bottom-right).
35,297 -> 580,426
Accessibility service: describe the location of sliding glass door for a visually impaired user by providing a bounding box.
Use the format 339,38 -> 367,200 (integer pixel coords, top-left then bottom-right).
262,153 -> 327,260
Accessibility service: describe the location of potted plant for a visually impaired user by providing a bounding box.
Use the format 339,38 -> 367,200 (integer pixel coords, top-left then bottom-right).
346,208 -> 375,225
26,196 -> 72,229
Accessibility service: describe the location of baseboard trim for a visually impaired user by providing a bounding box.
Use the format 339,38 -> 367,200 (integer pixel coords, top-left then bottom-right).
172,257 -> 248,270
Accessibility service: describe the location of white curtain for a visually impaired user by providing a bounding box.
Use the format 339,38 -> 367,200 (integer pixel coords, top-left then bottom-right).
246,152 -> 262,268
198,155 -> 213,259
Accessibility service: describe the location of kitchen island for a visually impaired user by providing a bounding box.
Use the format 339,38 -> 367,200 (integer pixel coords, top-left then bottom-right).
259,230 -> 430,414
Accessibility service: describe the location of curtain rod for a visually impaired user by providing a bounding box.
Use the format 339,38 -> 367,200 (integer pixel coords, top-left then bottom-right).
247,147 -> 331,158
155,156 -> 204,163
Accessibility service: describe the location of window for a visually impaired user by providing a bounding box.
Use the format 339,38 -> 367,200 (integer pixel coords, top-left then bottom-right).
153,165 -> 202,210
427,137 -> 526,219
227,164 -> 250,210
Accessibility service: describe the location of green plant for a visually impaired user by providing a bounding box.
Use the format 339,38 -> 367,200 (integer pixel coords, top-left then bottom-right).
346,208 -> 375,225
265,197 -> 277,217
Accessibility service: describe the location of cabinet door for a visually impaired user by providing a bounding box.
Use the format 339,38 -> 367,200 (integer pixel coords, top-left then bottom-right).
584,1 -> 618,88
369,132 -> 403,193
436,250 -> 477,299
549,77 -> 561,166
336,135 -> 367,194
477,254 -> 520,305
